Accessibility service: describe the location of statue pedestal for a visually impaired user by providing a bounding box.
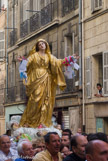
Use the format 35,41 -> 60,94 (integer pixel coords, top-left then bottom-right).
13,126 -> 62,139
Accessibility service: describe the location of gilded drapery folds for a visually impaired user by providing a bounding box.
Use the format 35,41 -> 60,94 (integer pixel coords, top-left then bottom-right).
20,39 -> 66,128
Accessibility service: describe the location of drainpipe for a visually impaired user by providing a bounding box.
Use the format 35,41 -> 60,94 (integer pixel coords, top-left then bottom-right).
6,0 -> 9,95
13,0 -> 15,29
79,0 -> 85,132
79,0 -> 82,88
82,0 -> 85,132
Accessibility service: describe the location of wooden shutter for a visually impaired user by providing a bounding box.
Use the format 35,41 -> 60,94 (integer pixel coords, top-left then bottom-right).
64,37 -> 68,57
23,0 -> 30,21
69,107 -> 80,134
33,0 -> 40,11
14,3 -> 18,28
0,30 -> 5,60
86,57 -> 92,98
10,61 -> 16,87
103,52 -> 108,96
62,111 -> 69,129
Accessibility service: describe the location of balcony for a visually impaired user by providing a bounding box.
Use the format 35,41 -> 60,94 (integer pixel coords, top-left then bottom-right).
20,19 -> 29,38
4,82 -> 26,104
30,12 -> 40,32
9,29 -> 17,47
19,81 -> 26,100
20,1 -> 58,38
41,3 -> 52,26
4,86 -> 16,103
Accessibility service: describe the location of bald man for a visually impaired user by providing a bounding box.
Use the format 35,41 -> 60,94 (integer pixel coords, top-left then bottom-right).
0,135 -> 18,161
63,134 -> 88,161
86,140 -> 108,161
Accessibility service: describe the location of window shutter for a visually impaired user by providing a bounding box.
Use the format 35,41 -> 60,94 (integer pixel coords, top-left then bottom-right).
23,0 -> 30,21
69,107 -> 80,134
62,111 -> 69,129
14,4 -> 17,28
10,63 -> 15,87
20,0 -> 23,23
103,52 -> 108,96
33,0 -> 40,11
0,30 -> 5,60
64,37 -> 68,57
86,57 -> 92,98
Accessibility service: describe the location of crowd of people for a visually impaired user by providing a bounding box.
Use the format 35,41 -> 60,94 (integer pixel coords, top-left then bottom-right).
0,128 -> 108,161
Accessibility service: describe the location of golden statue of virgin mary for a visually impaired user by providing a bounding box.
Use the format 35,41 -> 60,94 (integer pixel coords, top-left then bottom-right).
19,39 -> 66,128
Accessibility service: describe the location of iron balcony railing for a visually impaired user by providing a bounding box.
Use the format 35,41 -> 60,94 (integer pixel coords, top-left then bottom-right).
4,82 -> 26,104
20,0 -> 58,38
30,12 -> 40,32
20,19 -> 29,38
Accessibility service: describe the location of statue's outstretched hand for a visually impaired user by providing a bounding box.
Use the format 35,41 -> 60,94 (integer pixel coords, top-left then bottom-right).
17,56 -> 23,62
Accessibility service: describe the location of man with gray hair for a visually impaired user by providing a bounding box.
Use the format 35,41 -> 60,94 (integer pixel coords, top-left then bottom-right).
15,140 -> 34,161
0,135 -> 18,161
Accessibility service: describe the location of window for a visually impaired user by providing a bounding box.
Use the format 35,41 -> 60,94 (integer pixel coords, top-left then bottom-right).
91,0 -> 102,12
96,117 -> 108,134
0,30 -> 5,60
87,52 -> 108,98
62,0 -> 75,17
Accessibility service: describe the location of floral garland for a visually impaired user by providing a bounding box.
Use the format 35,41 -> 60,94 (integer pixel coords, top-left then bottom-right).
62,55 -> 79,79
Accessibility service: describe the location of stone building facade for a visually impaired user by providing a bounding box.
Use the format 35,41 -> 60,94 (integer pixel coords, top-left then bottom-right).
83,0 -> 108,133
2,0 -> 108,134
0,3 -> 7,134
4,0 -> 82,134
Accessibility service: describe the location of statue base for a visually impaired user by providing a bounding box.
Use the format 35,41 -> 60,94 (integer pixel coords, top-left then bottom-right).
13,126 -> 62,140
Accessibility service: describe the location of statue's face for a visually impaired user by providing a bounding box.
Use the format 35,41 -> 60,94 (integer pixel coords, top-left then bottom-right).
38,41 -> 46,51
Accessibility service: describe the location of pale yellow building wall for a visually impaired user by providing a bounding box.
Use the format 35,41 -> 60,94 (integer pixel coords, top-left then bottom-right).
84,0 -> 108,132
0,11 -> 7,133
0,118 -> 5,135
84,0 -> 108,19
84,13 -> 108,57
0,12 -> 6,29
85,104 -> 96,133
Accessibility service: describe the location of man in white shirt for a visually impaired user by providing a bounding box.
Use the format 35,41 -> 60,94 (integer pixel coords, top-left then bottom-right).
0,135 -> 18,161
